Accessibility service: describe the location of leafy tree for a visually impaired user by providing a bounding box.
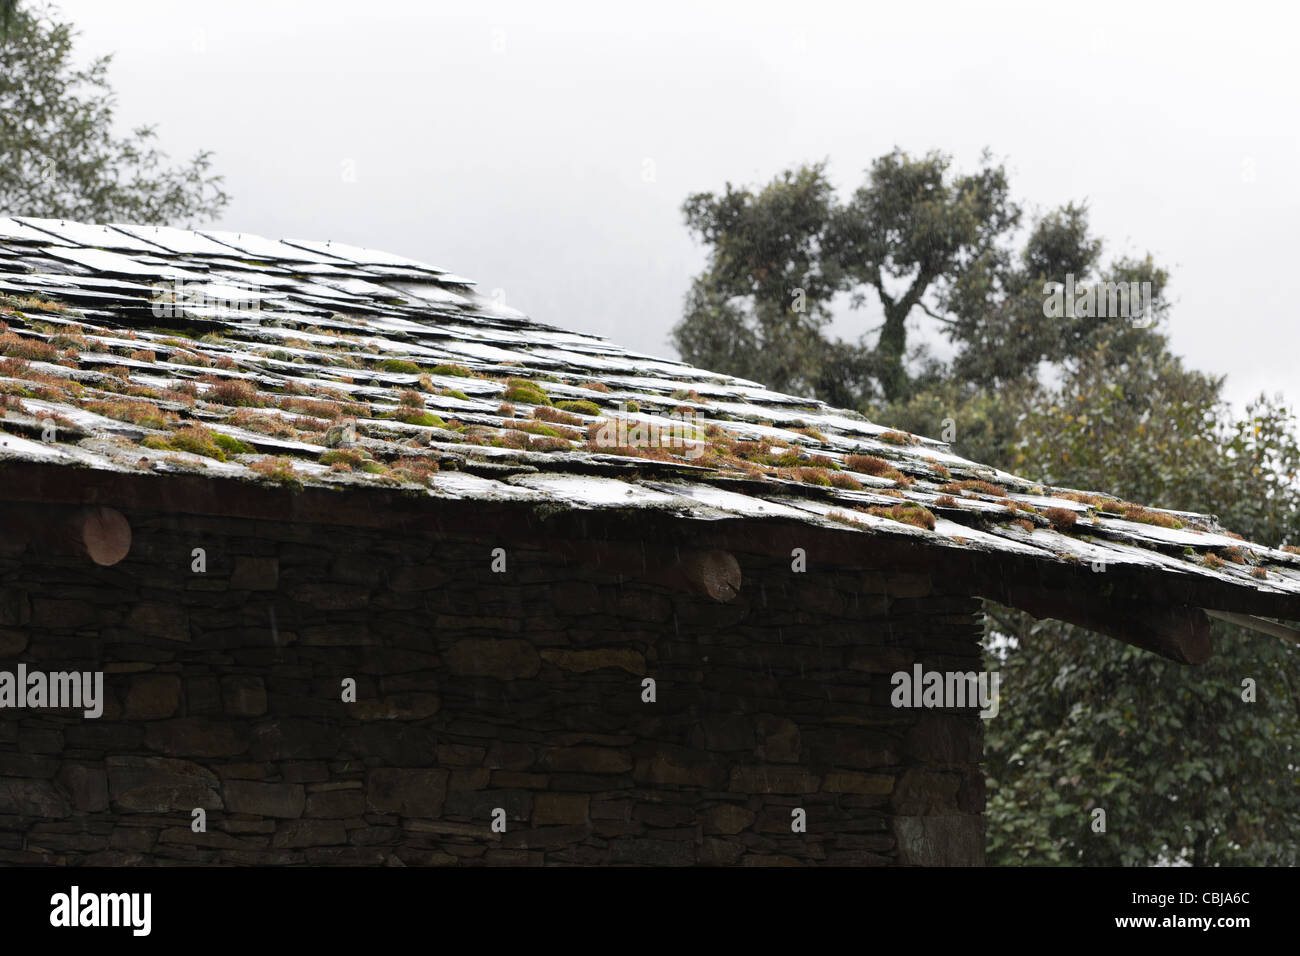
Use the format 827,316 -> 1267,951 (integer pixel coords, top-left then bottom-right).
831,148 -> 1019,399
673,150 -> 1168,406
984,343 -> 1300,864
675,163 -> 845,399
676,150 -> 1300,865
0,2 -> 228,224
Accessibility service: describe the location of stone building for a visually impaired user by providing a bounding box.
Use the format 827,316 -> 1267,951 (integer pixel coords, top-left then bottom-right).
1,216 -> 1297,866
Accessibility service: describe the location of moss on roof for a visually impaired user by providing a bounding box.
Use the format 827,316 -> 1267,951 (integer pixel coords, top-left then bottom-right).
0,215 -> 1296,609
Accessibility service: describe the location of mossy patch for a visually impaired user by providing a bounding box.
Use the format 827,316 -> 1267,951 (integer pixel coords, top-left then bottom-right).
320,448 -> 368,470
865,502 -> 936,531
492,430 -> 531,450
213,433 -> 255,456
162,425 -> 230,461
429,363 -> 475,377
877,429 -> 914,446
534,406 -> 585,427
795,467 -> 832,487
792,426 -> 828,442
845,454 -> 907,484
826,510 -> 863,527
248,456 -> 303,487
555,399 -> 601,416
387,408 -> 446,428
1059,491 -> 1114,508
506,419 -> 579,440
278,396 -> 346,420
1043,507 -> 1077,531
201,376 -> 263,407
84,399 -> 173,430
941,479 -> 1007,497
1118,503 -> 1184,530
528,436 -> 572,453
0,331 -> 60,362
0,294 -> 75,316
386,456 -> 439,483
503,378 -> 551,406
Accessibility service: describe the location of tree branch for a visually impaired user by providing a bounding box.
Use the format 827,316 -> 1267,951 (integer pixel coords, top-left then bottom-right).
918,301 -> 957,325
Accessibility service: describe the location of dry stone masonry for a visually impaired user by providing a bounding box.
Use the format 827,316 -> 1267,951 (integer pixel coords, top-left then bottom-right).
0,504 -> 984,866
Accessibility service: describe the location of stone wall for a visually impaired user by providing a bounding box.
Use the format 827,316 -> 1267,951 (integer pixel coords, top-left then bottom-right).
0,505 -> 986,865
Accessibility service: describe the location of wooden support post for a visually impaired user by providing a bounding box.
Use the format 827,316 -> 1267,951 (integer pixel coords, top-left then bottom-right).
79,507 -> 132,566
0,504 -> 132,567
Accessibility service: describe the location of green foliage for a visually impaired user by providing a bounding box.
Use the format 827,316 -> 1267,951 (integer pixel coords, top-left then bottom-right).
673,150 -> 1177,407
983,335 -> 1300,866
674,164 -> 843,399
674,150 -> 1028,402
677,147 -> 1300,866
0,2 -> 228,224
985,613 -> 1300,866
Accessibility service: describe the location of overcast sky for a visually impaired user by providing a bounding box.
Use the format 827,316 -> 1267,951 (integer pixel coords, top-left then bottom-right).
57,0 -> 1299,413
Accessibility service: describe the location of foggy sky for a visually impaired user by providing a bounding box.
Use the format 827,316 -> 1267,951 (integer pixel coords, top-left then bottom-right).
56,0 -> 1300,413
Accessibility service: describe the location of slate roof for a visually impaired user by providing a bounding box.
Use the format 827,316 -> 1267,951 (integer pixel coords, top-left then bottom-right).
1,216 -> 1298,623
